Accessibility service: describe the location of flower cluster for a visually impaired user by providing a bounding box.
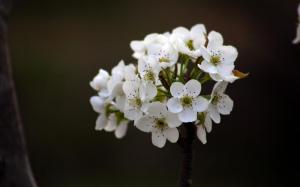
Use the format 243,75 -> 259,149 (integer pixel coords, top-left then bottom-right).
293,4 -> 300,44
90,23 -> 247,148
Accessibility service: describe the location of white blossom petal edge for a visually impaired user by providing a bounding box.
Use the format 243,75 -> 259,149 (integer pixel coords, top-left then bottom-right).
167,80 -> 209,123
135,102 -> 182,148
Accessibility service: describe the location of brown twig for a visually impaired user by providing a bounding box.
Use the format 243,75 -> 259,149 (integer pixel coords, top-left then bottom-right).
177,123 -> 196,187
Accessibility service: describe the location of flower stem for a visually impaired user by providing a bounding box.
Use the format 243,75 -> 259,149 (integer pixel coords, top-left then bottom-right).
177,123 -> 196,187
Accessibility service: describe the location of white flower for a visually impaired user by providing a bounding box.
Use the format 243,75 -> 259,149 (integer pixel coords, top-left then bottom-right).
196,112 -> 212,144
123,78 -> 157,121
147,42 -> 179,68
90,69 -> 110,97
130,33 -> 169,59
209,72 -> 238,83
198,31 -> 238,82
138,58 -> 161,84
170,24 -> 206,59
103,113 -> 129,139
90,96 -> 129,139
293,4 -> 300,44
167,79 -> 209,123
107,60 -> 136,95
105,61 -> 136,111
90,96 -> 106,113
135,102 -> 181,148
95,112 -> 129,139
207,81 -> 233,124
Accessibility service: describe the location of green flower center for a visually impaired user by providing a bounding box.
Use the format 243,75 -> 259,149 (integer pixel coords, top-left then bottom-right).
159,57 -> 170,63
186,40 -> 195,50
211,95 -> 219,105
181,96 -> 193,107
144,71 -> 155,82
115,111 -> 125,125
155,118 -> 167,130
129,97 -> 142,107
210,55 -> 221,65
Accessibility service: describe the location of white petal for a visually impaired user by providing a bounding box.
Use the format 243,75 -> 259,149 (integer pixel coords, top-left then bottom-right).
123,80 -> 139,98
199,46 -> 212,62
204,114 -> 212,133
198,60 -> 218,74
212,81 -> 228,95
208,105 -> 221,124
111,60 -> 125,76
185,79 -> 201,97
147,102 -> 168,117
221,73 -> 238,83
293,24 -> 300,44
165,113 -> 182,128
130,41 -> 145,52
90,69 -> 110,91
146,43 -> 162,56
95,114 -> 107,131
219,45 -> 238,63
163,128 -> 179,143
124,64 -> 136,81
207,31 -> 224,50
137,58 -> 148,75
135,116 -> 154,132
140,82 -> 157,100
116,95 -> 126,112
167,97 -> 183,113
152,130 -> 166,148
210,73 -> 223,82
104,115 -> 117,132
172,27 -> 190,39
191,24 -> 206,38
197,125 -> 207,144
191,24 -> 206,49
124,108 -> 143,121
170,82 -> 185,98
192,96 -> 209,112
217,63 -> 234,76
175,39 -> 192,55
90,96 -> 105,113
217,94 -> 234,115
178,108 -> 197,122
115,122 -> 128,139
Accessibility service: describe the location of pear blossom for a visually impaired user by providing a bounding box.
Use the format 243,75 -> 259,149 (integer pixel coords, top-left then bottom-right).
123,78 -> 157,121
196,112 -> 212,144
170,24 -> 206,59
103,113 -> 129,139
198,31 -> 238,82
90,69 -> 110,97
207,81 -> 233,124
293,4 -> 300,44
138,58 -> 161,84
146,42 -> 179,68
130,33 -> 169,59
135,102 -> 181,148
90,96 -> 106,114
90,96 -> 129,139
106,61 -> 136,111
107,60 -> 136,95
167,79 -> 209,123
90,23 -> 246,148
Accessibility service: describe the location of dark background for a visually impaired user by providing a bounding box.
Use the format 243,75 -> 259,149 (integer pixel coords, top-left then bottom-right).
7,0 -> 300,186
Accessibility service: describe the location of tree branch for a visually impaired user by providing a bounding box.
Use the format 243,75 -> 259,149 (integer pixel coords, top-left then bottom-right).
177,123 -> 196,187
0,0 -> 38,186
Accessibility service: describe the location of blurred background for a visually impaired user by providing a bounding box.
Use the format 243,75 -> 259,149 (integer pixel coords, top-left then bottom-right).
7,0 -> 300,186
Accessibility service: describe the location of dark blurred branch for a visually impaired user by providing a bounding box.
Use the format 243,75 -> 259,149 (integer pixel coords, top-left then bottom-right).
177,123 -> 196,187
0,0 -> 38,187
